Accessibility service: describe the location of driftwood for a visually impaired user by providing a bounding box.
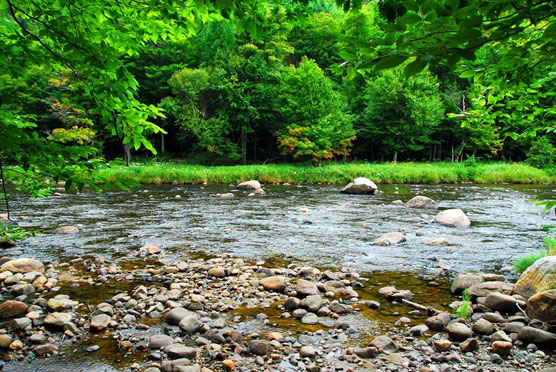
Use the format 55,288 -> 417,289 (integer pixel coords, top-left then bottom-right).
401,298 -> 441,315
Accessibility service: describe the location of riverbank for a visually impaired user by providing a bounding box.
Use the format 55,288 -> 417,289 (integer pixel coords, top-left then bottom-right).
98,162 -> 556,185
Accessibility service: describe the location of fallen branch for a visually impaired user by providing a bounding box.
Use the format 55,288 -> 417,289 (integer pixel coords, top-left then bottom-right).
401,298 -> 441,315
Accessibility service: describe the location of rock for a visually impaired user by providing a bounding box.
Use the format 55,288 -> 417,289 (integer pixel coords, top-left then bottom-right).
482,312 -> 506,323
179,315 -> 202,333
491,330 -> 512,343
0,335 -> 13,348
365,300 -> 380,309
0,258 -> 44,273
409,324 -> 429,336
237,180 -> 261,190
47,297 -> 78,311
492,341 -> 513,356
355,346 -> 378,358
468,281 -> 513,297
211,193 -> 234,199
222,359 -> 235,371
150,334 -> 173,349
90,314 -> 111,331
472,318 -> 494,335
208,267 -> 226,278
301,313 -> 319,325
259,276 -> 287,292
484,292 -> 526,314
13,317 -> 32,330
44,312 -> 73,328
296,279 -> 319,297
165,344 -> 198,359
300,345 -> 317,358
433,339 -> 452,352
426,237 -> 448,245
451,273 -> 483,295
374,232 -> 406,246
446,323 -> 473,341
54,226 -> 78,234
0,300 -> 27,319
249,340 -> 269,355
434,209 -> 471,227
141,244 -> 161,255
340,177 -> 378,195
518,326 -> 556,346
175,365 -> 201,372
328,302 -> 352,315
459,338 -> 478,353
405,196 -> 438,209
165,307 -> 195,326
527,290 -> 556,322
514,256 -> 556,298
301,295 -> 324,313
425,313 -> 450,331
369,335 -> 398,353
33,343 -> 58,357
284,297 -> 301,311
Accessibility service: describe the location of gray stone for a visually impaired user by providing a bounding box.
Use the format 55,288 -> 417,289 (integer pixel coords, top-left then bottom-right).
301,295 -> 324,313
405,196 -> 438,209
249,340 -> 269,355
165,307 -> 195,326
299,345 -> 317,358
164,344 -> 198,359
0,258 -> 44,273
374,232 -> 407,246
446,322 -> 472,341
527,290 -> 556,322
237,180 -> 261,190
451,274 -> 484,295
149,334 -> 173,349
472,318 -> 494,335
518,326 -> 556,346
468,281 -> 513,297
355,346 -> 378,359
296,279 -> 319,297
514,256 -> 556,298
90,314 -> 111,331
369,335 -> 398,353
484,292 -> 526,314
301,313 -> 319,325
44,312 -> 73,329
179,315 -> 202,333
259,276 -> 287,292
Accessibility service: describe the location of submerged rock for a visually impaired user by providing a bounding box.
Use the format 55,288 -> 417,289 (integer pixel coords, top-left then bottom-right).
434,209 -> 471,227
340,177 -> 378,195
54,226 -> 79,234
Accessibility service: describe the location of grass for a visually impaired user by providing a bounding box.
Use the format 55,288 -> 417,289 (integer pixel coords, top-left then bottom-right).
513,252 -> 547,273
96,161 -> 556,185
453,289 -> 473,319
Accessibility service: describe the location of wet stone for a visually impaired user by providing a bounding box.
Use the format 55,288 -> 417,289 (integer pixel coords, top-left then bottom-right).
249,340 -> 270,355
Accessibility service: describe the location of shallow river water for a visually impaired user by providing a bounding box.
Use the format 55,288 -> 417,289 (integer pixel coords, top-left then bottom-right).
2,183 -> 556,371
8,183 -> 556,274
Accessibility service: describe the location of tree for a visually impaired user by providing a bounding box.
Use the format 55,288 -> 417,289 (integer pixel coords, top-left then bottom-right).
277,58 -> 355,164
358,67 -> 445,163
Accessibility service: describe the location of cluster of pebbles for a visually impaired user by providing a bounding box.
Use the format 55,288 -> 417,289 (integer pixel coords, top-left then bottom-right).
0,252 -> 554,372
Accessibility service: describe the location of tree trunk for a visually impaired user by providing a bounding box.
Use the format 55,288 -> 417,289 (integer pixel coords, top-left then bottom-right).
393,150 -> 398,164
241,126 -> 247,165
161,133 -> 165,153
123,143 -> 131,166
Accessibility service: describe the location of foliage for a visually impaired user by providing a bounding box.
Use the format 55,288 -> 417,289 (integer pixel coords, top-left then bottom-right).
453,289 -> 472,319
97,161 -> 556,185
277,59 -> 355,164
358,66 -> 444,162
0,223 -> 41,242
526,137 -> 556,169
513,252 -> 546,273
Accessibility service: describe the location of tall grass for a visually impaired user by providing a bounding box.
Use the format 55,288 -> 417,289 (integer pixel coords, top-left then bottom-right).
97,161 -> 556,185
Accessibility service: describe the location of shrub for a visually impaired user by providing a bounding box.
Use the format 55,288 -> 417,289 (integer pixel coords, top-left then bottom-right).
526,137 -> 556,168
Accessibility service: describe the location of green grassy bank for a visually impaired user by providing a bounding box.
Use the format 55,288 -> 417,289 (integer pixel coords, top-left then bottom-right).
97,162 -> 556,185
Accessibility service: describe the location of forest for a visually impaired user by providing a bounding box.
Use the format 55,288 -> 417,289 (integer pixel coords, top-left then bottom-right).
1,0 -> 556,192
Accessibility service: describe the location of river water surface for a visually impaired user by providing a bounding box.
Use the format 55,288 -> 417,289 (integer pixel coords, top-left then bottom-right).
8,183 -> 556,274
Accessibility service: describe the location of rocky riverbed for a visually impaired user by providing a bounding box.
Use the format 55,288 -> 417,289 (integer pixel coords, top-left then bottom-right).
0,253 -> 554,372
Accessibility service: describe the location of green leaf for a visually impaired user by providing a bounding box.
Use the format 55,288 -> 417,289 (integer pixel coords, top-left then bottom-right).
374,55 -> 409,71
404,58 -> 428,77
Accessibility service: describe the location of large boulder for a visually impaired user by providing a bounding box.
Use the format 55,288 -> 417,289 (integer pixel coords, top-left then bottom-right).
340,178 -> 378,195
527,290 -> 556,322
513,256 -> 556,298
484,292 -> 526,314
518,326 -> 556,346
434,209 -> 471,227
373,232 -> 406,246
405,196 -> 438,209
237,180 -> 261,191
0,258 -> 44,273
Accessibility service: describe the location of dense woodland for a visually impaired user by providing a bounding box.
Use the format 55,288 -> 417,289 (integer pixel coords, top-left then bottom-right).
1,0 -> 556,179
